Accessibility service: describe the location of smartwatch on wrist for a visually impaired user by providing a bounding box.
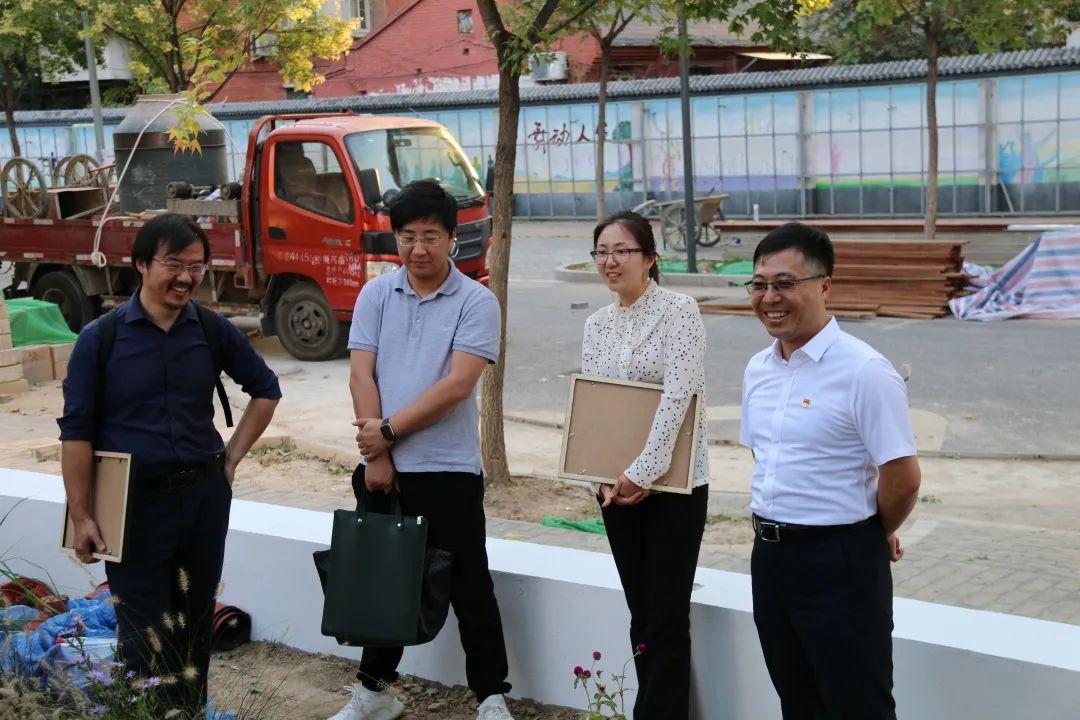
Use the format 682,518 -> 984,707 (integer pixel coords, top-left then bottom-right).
379,418 -> 397,442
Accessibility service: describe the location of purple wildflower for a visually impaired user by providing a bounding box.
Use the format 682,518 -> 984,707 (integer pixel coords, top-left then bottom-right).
88,706 -> 106,715
593,651 -> 601,661
635,643 -> 647,653
573,666 -> 584,678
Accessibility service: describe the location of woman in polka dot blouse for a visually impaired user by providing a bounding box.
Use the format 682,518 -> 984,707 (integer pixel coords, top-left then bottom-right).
580,210 -> 710,719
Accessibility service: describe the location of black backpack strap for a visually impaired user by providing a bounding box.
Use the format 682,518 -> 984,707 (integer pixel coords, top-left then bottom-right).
193,303 -> 234,428
93,309 -> 120,436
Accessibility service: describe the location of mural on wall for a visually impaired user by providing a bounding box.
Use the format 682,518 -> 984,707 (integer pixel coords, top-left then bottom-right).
5,71 -> 1080,216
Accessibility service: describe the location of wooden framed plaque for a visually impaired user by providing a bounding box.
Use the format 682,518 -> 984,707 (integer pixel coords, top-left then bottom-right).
559,374 -> 700,495
60,451 -> 132,563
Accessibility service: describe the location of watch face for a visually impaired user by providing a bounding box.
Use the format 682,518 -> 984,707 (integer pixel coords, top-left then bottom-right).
381,422 -> 394,441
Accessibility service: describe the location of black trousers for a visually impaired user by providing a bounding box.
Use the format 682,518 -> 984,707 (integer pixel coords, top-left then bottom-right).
104,459 -> 231,716
353,469 -> 511,702
599,484 -> 708,720
751,516 -> 896,720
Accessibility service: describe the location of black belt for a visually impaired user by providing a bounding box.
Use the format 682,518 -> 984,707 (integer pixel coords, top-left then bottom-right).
752,514 -> 878,543
138,452 -> 226,490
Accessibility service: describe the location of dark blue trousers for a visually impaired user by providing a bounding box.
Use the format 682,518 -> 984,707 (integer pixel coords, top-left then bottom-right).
105,459 -> 231,715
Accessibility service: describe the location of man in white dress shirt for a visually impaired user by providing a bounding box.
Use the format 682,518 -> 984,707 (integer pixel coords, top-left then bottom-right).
739,222 -> 922,720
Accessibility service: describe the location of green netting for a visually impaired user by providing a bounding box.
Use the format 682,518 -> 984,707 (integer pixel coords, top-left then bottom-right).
658,258 -> 754,275
541,516 -> 607,535
6,298 -> 78,346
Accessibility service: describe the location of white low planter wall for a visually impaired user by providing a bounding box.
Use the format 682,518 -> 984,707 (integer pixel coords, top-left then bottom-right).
2,469 -> 1078,718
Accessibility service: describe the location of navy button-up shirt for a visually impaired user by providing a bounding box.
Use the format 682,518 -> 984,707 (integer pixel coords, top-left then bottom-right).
58,293 -> 282,475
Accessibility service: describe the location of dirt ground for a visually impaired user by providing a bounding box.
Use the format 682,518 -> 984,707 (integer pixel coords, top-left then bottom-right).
238,443 -> 753,547
208,642 -> 581,720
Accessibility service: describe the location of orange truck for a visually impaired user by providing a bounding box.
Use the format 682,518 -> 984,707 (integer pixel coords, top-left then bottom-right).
0,112 -> 491,360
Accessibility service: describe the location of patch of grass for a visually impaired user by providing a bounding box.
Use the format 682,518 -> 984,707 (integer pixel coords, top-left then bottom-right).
247,444 -> 354,477
706,512 -> 745,525
919,494 -> 942,504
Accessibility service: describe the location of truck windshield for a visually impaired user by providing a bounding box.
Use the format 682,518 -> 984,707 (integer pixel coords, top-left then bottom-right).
345,127 -> 485,206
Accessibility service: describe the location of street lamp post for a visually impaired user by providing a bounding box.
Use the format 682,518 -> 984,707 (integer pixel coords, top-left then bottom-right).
678,12 -> 697,273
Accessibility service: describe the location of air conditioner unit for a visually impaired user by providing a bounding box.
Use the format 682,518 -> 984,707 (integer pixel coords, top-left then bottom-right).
253,33 -> 277,59
530,51 -> 567,82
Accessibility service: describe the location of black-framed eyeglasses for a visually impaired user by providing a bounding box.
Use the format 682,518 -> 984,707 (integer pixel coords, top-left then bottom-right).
743,275 -> 825,295
153,258 -> 209,276
590,248 -> 644,263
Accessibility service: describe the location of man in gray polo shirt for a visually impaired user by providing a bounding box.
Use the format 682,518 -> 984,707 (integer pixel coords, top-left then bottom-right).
327,180 -> 514,720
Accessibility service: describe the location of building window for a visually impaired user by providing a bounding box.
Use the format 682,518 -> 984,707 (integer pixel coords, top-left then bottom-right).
457,9 -> 473,34
348,0 -> 371,33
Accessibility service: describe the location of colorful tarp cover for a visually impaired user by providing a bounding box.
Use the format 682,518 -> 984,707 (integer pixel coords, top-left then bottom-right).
6,298 -> 78,345
950,231 -> 1080,321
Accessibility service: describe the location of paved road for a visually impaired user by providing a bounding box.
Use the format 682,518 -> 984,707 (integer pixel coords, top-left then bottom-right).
502,224 -> 1080,456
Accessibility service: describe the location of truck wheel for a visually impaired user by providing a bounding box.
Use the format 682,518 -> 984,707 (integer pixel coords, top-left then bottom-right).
31,270 -> 97,332
274,282 -> 345,361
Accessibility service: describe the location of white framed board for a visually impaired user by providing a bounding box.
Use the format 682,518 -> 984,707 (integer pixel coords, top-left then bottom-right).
558,374 -> 700,495
60,450 -> 132,563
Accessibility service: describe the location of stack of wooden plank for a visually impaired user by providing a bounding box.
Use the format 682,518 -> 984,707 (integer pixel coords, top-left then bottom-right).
699,239 -> 970,320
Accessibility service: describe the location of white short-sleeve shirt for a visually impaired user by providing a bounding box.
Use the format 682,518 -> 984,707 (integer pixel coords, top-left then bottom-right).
739,318 -> 917,525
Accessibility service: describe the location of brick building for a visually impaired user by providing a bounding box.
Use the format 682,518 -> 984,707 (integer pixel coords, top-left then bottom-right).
215,1 -> 793,103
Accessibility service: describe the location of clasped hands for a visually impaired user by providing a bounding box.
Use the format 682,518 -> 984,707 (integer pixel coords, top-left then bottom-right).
354,417 -> 391,460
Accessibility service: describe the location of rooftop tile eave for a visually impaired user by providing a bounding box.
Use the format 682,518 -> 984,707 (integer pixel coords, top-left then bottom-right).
11,46 -> 1080,126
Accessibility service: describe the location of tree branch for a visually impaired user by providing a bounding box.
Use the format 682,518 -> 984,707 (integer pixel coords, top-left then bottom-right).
544,0 -> 603,42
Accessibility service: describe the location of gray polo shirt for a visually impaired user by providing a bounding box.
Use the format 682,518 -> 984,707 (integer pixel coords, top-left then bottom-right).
348,263 -> 500,475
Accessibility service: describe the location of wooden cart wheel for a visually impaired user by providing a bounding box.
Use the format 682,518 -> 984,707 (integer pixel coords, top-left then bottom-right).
60,154 -> 99,188
660,203 -> 702,252
1,158 -> 48,218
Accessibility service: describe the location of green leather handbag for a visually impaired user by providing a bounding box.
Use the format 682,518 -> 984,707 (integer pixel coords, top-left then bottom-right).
319,487 -> 429,647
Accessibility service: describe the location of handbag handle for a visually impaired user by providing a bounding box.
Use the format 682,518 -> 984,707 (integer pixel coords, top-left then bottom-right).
355,483 -> 406,530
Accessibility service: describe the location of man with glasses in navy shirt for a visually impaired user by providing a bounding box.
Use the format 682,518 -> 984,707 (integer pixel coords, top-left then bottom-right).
59,213 -> 281,714
739,222 -> 922,719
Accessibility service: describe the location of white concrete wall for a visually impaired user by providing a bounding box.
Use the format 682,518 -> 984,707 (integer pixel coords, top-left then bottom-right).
2,469 -> 1079,718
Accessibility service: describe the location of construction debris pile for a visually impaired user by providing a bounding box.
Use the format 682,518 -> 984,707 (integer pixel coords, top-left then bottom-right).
700,239 -> 971,319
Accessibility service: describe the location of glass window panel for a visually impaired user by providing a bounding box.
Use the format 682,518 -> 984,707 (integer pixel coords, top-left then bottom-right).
861,131 -> 891,174
831,132 -> 860,174
666,100 -> 683,139
996,78 -> 1023,123
892,129 -> 924,172
953,126 -> 983,171
720,136 -> 747,176
1023,75 -> 1058,122
548,142 -> 573,189
692,97 -> 719,137
644,100 -> 668,140
458,111 -> 481,146
775,135 -> 799,178
747,95 -> 773,135
935,83 -> 955,127
954,81 -> 981,126
891,85 -> 923,128
861,88 -> 890,130
644,139 -> 671,193
694,137 -> 721,192
938,129 -> 955,173
438,113 -> 460,138
808,133 -> 832,176
809,92 -> 829,132
1059,120 -> 1080,167
995,123 -> 1022,182
1021,122 -> 1058,174
830,90 -> 859,131
1060,73 -> 1080,119
747,136 -> 775,175
720,96 -> 746,136
479,111 -> 497,146
774,93 -> 798,134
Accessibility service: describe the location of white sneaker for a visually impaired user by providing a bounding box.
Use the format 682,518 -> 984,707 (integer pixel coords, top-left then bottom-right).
477,694 -> 515,720
327,683 -> 405,720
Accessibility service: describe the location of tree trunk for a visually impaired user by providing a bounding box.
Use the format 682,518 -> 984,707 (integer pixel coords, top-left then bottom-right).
0,62 -> 21,157
924,23 -> 939,240
480,62 -> 521,485
595,39 -> 610,220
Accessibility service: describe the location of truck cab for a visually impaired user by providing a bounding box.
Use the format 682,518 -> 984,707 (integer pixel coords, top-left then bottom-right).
248,114 -> 491,360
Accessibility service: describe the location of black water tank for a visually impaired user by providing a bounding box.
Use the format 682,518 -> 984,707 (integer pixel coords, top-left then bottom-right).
113,94 -> 229,214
